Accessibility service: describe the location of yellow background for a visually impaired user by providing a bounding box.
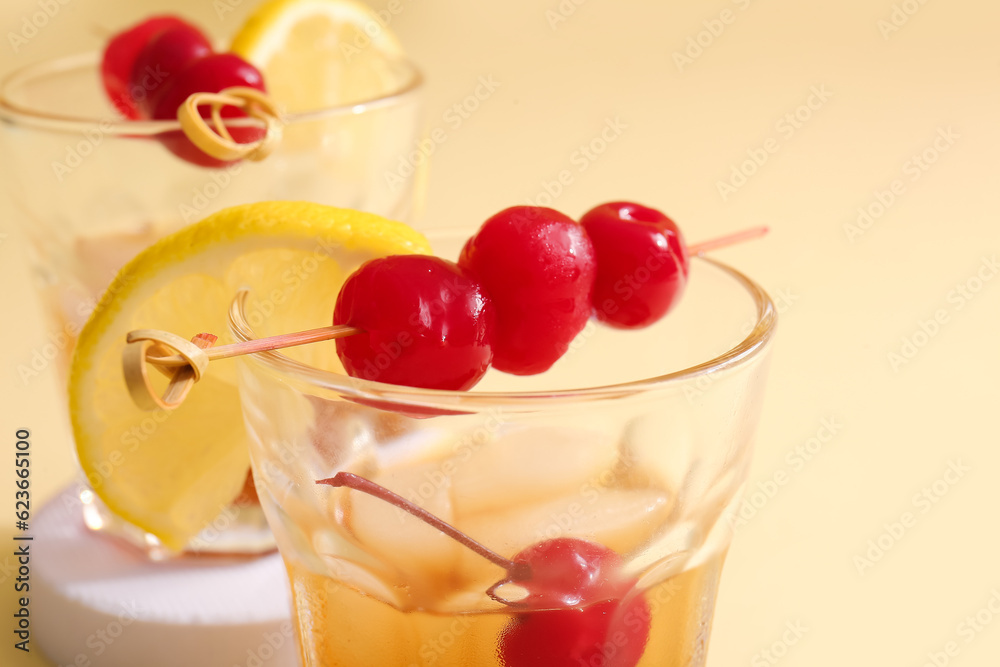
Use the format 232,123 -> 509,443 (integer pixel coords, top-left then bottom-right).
2,0 -> 999,665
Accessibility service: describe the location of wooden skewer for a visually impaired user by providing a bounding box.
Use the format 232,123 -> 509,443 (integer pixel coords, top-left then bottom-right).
687,226 -> 768,256
123,225 -> 769,410
142,226 -> 770,369
144,324 -> 362,368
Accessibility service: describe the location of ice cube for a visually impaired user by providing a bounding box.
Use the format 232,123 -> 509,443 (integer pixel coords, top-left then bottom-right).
345,462 -> 461,588
617,412 -> 697,492
450,426 -> 620,518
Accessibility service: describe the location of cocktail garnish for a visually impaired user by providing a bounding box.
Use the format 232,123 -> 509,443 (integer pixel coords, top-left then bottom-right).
121,204 -> 767,410
101,14 -> 280,166
175,87 -> 283,163
317,471 -> 652,667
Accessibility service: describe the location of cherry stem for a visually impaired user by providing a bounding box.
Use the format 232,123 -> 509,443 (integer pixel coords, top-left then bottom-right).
145,324 -> 363,367
687,225 -> 769,256
317,472 -> 530,581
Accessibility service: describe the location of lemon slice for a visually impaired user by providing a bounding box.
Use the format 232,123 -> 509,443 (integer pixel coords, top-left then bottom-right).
231,0 -> 407,112
69,201 -> 430,552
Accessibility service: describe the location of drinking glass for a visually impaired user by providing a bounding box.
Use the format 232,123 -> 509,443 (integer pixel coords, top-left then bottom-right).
0,50 -> 424,556
229,228 -> 777,666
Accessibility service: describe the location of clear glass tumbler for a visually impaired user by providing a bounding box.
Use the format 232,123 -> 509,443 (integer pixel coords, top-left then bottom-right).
0,51 -> 424,556
229,229 -> 777,666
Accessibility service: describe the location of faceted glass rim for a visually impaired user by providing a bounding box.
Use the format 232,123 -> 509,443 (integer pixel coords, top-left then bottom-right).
228,254 -> 777,413
0,51 -> 424,135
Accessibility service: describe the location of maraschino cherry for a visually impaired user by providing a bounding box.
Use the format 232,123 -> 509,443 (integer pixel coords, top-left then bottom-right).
459,206 -> 596,375
151,53 -> 268,167
123,203 -> 767,411
495,539 -> 651,667
581,201 -> 689,329
101,15 -> 192,118
582,201 -> 769,330
317,472 -> 651,667
129,22 -> 213,117
333,254 -> 495,390
101,15 -> 271,167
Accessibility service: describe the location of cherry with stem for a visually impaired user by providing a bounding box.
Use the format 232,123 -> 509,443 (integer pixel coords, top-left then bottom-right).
318,472 -> 531,586
317,472 -> 652,667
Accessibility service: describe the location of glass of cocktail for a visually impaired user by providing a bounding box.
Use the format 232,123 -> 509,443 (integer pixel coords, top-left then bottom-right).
0,11 -> 424,556
228,227 -> 776,666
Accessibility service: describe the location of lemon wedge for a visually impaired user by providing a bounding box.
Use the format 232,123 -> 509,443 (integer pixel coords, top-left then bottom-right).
231,0 -> 407,113
69,201 -> 430,551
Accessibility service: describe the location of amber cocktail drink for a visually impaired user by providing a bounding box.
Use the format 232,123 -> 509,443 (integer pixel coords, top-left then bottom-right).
230,234 -> 776,666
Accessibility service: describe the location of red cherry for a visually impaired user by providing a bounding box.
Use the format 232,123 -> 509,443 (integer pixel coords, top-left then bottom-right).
494,538 -> 626,607
316,475 -> 652,667
101,15 -> 190,118
459,206 -> 596,375
333,255 -> 495,391
580,201 -> 689,329
151,53 -> 267,168
495,538 -> 650,667
129,23 -> 212,118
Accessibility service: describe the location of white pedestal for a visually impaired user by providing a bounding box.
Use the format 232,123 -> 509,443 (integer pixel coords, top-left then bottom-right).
33,487 -> 297,667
